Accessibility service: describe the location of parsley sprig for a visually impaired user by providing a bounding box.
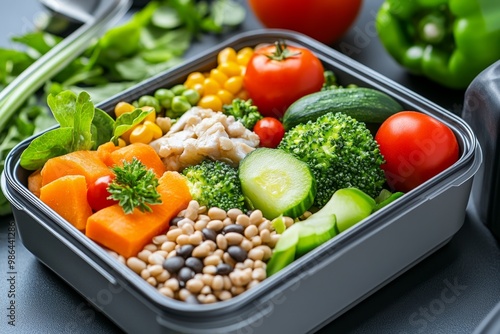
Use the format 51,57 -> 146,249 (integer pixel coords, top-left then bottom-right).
108,158 -> 162,214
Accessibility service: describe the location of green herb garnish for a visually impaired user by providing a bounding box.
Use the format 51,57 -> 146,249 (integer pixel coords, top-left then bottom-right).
108,158 -> 162,214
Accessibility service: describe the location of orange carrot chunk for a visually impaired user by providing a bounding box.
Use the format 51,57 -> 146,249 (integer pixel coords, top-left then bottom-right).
40,175 -> 93,231
85,171 -> 191,258
28,169 -> 43,197
97,141 -> 120,167
109,142 -> 165,178
40,150 -> 113,187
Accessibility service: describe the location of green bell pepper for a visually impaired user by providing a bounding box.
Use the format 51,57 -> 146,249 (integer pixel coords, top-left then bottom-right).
376,0 -> 500,89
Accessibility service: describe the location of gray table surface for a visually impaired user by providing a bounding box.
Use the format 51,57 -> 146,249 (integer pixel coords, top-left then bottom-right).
1,1 -> 500,333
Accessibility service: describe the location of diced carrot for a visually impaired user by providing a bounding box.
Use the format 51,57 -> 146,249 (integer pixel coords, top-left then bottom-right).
28,169 -> 43,197
40,150 -> 113,187
40,175 -> 93,231
85,171 -> 191,258
97,141 -> 120,167
109,142 -> 165,178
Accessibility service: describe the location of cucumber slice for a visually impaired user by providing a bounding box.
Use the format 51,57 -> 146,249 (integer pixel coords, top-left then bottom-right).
239,148 -> 316,219
266,226 -> 299,277
296,214 -> 337,257
315,188 -> 375,233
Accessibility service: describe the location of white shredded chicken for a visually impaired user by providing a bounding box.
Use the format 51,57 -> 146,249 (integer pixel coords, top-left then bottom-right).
149,107 -> 260,171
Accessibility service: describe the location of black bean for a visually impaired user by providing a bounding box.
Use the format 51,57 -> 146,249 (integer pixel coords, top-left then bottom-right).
163,256 -> 185,274
177,244 -> 194,259
185,257 -> 203,273
227,246 -> 247,262
216,263 -> 233,275
170,216 -> 184,227
178,267 -> 195,282
222,224 -> 244,235
202,228 -> 217,242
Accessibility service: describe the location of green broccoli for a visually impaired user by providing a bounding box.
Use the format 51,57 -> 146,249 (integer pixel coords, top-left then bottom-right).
278,112 -> 386,208
182,159 -> 246,211
222,98 -> 263,129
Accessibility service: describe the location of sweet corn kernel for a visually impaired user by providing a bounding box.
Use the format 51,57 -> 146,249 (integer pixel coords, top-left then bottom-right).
224,76 -> 243,95
129,124 -> 154,144
203,77 -> 221,95
141,106 -> 156,123
114,101 -> 135,118
184,72 -> 205,88
236,47 -> 254,66
209,68 -> 229,86
216,89 -> 234,106
198,95 -> 223,111
144,120 -> 163,140
217,47 -> 237,64
218,61 -> 242,77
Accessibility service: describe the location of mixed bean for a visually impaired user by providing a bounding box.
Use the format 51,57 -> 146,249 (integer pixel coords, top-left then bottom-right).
113,200 -> 295,304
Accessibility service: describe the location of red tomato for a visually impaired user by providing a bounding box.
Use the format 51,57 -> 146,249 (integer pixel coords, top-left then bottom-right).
244,42 -> 324,118
254,117 -> 285,148
87,175 -> 118,212
248,0 -> 363,45
375,111 -> 459,193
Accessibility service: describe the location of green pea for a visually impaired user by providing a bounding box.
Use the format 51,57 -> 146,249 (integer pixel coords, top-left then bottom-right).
171,95 -> 191,115
154,88 -> 175,109
171,84 -> 187,96
138,95 -> 161,112
182,88 -> 201,105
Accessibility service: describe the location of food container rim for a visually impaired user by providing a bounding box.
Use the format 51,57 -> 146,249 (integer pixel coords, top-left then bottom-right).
1,29 -> 483,318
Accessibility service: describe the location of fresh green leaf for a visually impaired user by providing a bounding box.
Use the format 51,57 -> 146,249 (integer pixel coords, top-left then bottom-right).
12,32 -> 61,57
151,5 -> 182,29
210,0 -> 246,27
20,90 -> 107,170
19,127 -> 73,170
112,107 -> 150,142
108,157 -> 162,214
91,108 -> 115,149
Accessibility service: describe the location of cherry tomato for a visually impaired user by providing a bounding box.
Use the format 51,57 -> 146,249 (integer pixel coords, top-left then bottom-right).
248,0 -> 362,45
87,175 -> 118,212
375,111 -> 459,193
253,117 -> 285,148
244,41 -> 324,118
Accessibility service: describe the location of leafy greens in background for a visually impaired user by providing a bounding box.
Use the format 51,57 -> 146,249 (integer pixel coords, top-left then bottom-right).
0,0 -> 246,215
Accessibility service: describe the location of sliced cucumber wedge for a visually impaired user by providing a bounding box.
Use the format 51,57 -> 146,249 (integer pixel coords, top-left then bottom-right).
315,188 -> 375,233
266,226 -> 299,277
239,148 -> 316,219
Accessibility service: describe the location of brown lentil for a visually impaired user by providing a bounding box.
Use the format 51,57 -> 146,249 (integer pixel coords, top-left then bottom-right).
153,235 -> 168,245
188,232 -> 203,246
235,214 -> 250,227
216,234 -> 228,250
203,265 -> 217,275
127,200 -> 286,304
167,228 -> 183,242
240,239 -> 253,252
161,241 -> 176,252
249,210 -> 263,225
127,257 -> 147,274
141,269 -> 151,280
227,208 -> 243,221
148,264 -> 164,276
225,232 -> 243,245
186,278 -> 204,294
208,207 -> 226,220
207,219 -> 224,231
165,278 -> 180,291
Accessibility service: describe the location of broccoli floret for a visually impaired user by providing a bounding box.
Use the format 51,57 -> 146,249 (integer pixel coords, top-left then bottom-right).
222,98 -> 263,129
182,159 -> 246,211
278,112 -> 385,208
